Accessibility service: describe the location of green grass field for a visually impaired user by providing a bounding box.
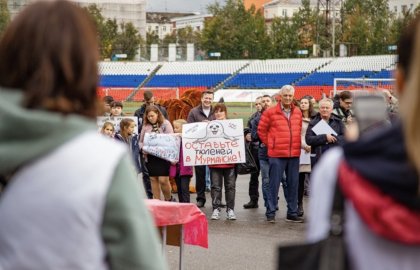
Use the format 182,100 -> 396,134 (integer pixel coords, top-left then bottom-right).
123,102 -> 257,125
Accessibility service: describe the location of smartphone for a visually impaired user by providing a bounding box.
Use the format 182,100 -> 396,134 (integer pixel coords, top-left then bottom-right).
352,94 -> 390,135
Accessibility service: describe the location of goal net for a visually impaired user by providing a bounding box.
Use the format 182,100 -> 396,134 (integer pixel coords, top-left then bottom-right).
333,78 -> 395,98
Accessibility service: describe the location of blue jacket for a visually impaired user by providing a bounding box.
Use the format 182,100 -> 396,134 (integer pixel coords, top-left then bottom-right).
114,133 -> 141,173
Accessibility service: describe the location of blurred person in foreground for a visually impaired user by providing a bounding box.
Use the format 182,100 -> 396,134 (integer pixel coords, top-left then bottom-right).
307,15 -> 420,270
0,1 -> 166,269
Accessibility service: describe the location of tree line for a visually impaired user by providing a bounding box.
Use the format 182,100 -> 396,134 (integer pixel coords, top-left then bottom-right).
0,0 -> 418,60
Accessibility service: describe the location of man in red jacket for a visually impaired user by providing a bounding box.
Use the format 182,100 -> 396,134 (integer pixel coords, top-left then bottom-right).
258,85 -> 303,223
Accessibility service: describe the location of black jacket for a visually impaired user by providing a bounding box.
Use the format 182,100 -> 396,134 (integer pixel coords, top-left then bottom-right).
305,113 -> 345,162
134,104 -> 169,133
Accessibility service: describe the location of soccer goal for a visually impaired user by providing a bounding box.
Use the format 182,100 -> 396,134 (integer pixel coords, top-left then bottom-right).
333,78 -> 395,97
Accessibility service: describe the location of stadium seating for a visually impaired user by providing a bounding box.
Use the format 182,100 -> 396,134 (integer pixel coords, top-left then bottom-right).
226,58 -> 332,88
297,55 -> 396,86
146,61 -> 249,88
98,55 -> 397,101
99,62 -> 160,87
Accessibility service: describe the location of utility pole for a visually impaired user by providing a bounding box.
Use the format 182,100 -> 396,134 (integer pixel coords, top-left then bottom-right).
317,0 -> 342,57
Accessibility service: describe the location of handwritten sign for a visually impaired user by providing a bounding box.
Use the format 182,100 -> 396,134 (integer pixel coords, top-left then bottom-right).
182,119 -> 245,166
97,116 -> 138,135
143,133 -> 181,163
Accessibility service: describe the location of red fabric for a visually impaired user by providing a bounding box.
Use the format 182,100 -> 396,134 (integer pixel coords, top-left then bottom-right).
339,161 -> 420,245
257,104 -> 302,158
145,199 -> 208,248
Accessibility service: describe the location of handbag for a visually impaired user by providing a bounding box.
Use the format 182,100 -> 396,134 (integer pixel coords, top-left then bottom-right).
277,182 -> 348,270
236,143 -> 258,175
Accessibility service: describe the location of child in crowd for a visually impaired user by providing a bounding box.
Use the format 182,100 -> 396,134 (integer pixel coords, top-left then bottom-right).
100,122 -> 115,138
210,103 -> 237,220
171,119 -> 193,203
110,101 -> 124,117
114,118 -> 141,174
102,95 -> 114,116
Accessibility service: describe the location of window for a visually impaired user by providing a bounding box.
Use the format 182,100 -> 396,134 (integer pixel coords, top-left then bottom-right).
162,26 -> 166,32
282,9 -> 288,17
402,5 -> 407,13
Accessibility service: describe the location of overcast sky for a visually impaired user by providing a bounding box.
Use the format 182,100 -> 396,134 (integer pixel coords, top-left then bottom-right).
147,0 -> 225,13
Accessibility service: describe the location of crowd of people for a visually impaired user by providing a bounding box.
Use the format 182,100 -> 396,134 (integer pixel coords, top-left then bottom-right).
100,80 -> 399,226
1,1 -> 420,269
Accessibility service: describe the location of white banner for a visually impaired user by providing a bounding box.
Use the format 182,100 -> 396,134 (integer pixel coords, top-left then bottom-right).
97,116 -> 138,135
182,119 -> 246,166
143,133 -> 181,163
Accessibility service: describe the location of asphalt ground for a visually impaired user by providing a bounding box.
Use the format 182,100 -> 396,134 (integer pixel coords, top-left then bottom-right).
165,173 -> 307,270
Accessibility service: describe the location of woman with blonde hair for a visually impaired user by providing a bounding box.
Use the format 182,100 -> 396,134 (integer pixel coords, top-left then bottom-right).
0,1 -> 166,269
307,15 -> 420,270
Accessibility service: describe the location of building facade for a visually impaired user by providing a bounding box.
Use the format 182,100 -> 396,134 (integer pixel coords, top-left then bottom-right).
243,0 -> 272,10
146,12 -> 194,39
388,0 -> 419,16
7,0 -> 147,38
171,14 -> 212,31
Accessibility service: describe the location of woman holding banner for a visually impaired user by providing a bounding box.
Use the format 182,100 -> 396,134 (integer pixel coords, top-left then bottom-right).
139,105 -> 175,201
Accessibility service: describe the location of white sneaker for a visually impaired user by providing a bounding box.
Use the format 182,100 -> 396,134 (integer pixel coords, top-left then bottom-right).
211,208 -> 220,220
227,208 -> 237,220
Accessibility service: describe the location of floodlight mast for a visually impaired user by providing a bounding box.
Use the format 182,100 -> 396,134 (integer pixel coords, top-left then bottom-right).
316,0 -> 343,57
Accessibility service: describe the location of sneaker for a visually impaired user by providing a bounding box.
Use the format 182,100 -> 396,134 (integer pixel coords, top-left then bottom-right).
211,208 -> 220,220
196,200 -> 205,208
286,215 -> 304,223
243,200 -> 258,209
266,216 -> 275,223
298,204 -> 304,217
227,209 -> 237,220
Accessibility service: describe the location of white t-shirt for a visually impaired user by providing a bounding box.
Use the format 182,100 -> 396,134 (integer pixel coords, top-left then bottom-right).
203,108 -> 211,118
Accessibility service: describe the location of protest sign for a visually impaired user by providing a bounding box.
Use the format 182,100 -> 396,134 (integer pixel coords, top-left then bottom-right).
182,119 -> 245,166
143,133 -> 181,163
97,116 -> 138,135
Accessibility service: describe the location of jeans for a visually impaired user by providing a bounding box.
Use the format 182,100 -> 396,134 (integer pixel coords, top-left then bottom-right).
176,175 -> 191,203
210,167 -> 236,210
205,166 -> 211,189
298,172 -> 310,205
140,150 -> 152,199
195,165 -> 206,203
259,159 -> 270,207
266,157 -> 299,218
248,145 -> 260,201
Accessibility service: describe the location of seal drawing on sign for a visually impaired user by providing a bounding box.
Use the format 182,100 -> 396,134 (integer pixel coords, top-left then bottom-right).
194,121 -> 239,142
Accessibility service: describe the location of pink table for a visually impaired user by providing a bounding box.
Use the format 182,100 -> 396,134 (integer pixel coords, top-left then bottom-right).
145,199 -> 208,269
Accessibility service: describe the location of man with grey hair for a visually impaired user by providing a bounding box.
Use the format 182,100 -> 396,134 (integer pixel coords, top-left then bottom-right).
258,85 -> 303,223
306,98 -> 345,166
